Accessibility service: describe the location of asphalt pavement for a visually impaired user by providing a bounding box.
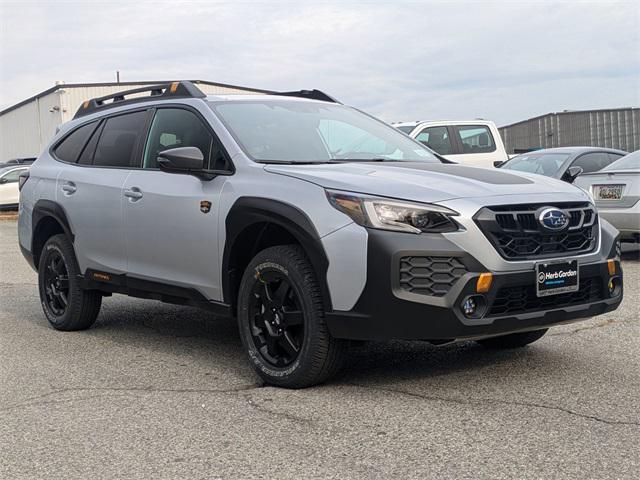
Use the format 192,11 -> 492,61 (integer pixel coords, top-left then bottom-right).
1,217 -> 638,479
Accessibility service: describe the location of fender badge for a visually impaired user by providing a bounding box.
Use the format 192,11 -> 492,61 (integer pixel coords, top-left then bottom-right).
92,272 -> 111,282
200,200 -> 212,214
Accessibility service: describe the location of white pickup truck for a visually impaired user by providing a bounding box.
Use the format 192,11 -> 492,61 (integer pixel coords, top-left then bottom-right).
393,120 -> 509,168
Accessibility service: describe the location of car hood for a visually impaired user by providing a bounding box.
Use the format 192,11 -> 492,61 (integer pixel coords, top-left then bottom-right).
264,162 -> 587,203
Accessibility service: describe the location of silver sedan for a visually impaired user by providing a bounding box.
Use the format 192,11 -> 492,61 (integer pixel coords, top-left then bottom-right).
574,150 -> 640,243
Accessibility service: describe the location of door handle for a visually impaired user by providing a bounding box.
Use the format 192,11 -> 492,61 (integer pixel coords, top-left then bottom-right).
124,187 -> 143,200
61,182 -> 76,195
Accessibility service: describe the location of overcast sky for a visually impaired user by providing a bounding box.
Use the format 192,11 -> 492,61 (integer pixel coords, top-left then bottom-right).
0,0 -> 638,125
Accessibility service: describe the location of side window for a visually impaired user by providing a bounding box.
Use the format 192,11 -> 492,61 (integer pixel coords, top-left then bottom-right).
572,152 -> 610,173
53,121 -> 98,163
455,125 -> 496,154
77,122 -> 104,165
93,110 -> 148,168
1,169 -> 25,183
415,126 -> 452,155
143,108 -> 229,170
608,153 -> 624,164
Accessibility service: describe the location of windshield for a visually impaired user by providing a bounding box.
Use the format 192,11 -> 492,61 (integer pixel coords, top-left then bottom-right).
501,153 -> 571,177
211,101 -> 440,163
603,150 -> 640,171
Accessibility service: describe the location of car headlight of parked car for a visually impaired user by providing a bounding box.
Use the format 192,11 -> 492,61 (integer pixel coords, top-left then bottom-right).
326,190 -> 460,234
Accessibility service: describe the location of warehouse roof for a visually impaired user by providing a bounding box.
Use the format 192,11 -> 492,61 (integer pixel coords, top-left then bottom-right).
500,107 -> 639,129
0,80 -> 273,116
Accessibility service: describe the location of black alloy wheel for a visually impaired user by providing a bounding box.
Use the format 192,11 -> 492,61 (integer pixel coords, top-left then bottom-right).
249,269 -> 305,367
42,249 -> 70,316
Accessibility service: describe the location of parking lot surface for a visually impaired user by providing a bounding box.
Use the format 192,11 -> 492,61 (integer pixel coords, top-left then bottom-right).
1,217 -> 638,479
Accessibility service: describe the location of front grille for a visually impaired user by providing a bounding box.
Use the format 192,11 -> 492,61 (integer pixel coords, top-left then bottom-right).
475,203 -> 598,260
488,277 -> 603,317
399,256 -> 468,296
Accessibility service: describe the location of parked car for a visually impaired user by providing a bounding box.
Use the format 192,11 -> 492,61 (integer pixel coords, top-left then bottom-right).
19,82 -> 623,388
574,150 -> 640,243
393,120 -> 509,168
497,147 -> 627,183
0,157 -> 36,168
0,165 -> 30,209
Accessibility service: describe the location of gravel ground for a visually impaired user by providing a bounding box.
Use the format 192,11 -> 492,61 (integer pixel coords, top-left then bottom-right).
1,218 -> 638,480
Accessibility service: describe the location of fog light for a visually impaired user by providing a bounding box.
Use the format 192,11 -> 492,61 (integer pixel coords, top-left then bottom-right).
607,277 -> 621,297
460,295 -> 487,318
463,297 -> 476,315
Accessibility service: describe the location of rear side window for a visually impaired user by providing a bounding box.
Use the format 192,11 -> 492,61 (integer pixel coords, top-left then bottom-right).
54,121 -> 98,162
415,126 -> 453,155
608,153 -> 624,163
77,122 -> 104,165
93,110 -> 148,168
572,152 -> 612,173
455,125 -> 496,154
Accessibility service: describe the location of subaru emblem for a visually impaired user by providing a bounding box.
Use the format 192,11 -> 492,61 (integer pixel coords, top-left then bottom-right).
538,207 -> 569,231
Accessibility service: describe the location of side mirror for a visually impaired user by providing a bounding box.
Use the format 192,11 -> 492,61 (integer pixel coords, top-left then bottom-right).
157,147 -> 204,172
562,166 -> 583,183
0,178 -> 7,185
157,146 -> 219,180
493,160 -> 504,168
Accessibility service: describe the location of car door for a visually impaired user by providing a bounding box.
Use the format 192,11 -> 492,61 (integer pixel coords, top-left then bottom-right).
0,167 -> 27,206
414,126 -> 454,156
122,106 -> 233,301
446,124 -> 502,167
55,109 -> 150,274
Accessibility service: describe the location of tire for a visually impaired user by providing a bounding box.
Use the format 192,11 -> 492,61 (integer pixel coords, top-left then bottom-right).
38,234 -> 102,331
237,245 -> 346,388
476,328 -> 548,349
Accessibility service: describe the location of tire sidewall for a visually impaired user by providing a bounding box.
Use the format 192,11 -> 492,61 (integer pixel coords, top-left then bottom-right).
238,252 -> 322,385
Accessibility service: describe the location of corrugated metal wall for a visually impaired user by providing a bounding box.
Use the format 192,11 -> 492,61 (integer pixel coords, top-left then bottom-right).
0,91 -> 62,161
1,82 -> 264,162
499,108 -> 640,154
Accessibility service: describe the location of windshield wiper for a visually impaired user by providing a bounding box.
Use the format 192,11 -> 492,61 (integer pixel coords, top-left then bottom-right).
328,158 -> 400,163
255,160 -> 332,165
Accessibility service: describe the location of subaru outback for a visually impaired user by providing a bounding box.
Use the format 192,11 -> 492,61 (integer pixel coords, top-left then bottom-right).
18,82 -> 623,388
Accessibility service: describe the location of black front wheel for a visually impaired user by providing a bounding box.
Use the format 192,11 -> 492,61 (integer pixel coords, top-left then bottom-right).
237,245 -> 346,388
38,234 -> 102,331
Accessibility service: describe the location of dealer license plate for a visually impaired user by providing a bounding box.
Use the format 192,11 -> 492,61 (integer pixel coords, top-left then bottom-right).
536,260 -> 579,297
593,184 -> 624,200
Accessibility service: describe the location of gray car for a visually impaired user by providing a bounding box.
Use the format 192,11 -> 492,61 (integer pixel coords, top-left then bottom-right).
17,82 -> 624,388
497,147 -> 627,182
574,150 -> 640,243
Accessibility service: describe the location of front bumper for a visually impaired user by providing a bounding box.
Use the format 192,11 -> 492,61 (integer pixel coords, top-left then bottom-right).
326,229 -> 623,341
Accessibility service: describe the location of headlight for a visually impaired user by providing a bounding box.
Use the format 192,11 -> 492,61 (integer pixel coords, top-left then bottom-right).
326,190 -> 460,234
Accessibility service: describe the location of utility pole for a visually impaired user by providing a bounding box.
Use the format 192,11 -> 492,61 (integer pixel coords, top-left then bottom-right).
116,71 -> 120,83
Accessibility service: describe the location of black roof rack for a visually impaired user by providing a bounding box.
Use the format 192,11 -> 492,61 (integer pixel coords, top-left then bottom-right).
73,81 -> 207,119
272,89 -> 340,104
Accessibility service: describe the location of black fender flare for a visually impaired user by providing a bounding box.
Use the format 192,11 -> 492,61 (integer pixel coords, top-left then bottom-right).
32,200 -> 74,242
31,200 -> 74,268
222,197 -> 332,311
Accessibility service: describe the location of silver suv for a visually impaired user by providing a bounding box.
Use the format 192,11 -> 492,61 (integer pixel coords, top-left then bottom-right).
18,82 -> 623,388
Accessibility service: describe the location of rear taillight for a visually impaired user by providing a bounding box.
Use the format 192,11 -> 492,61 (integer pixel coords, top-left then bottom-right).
18,171 -> 30,191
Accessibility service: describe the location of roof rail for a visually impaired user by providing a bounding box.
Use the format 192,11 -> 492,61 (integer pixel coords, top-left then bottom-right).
272,89 -> 340,104
73,81 -> 206,119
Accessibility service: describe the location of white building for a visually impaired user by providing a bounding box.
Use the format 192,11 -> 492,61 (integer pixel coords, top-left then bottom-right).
0,80 -> 268,162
